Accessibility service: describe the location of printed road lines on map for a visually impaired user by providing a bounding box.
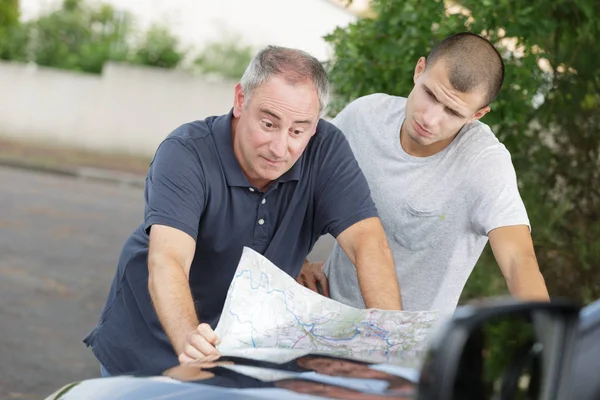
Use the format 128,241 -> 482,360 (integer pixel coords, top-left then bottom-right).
216,248 -> 439,357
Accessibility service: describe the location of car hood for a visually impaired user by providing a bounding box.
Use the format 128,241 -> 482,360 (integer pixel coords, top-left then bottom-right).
47,348 -> 422,400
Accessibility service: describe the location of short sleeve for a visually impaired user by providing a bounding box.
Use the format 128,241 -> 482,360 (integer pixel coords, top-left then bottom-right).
331,102 -> 355,134
144,138 -> 206,240
468,148 -> 530,235
313,127 -> 379,238
330,95 -> 373,143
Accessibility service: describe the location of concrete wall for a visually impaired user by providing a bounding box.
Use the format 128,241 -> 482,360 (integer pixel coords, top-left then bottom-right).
0,61 -> 235,156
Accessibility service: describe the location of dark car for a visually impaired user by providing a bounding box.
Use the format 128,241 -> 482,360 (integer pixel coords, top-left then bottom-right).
46,298 -> 598,400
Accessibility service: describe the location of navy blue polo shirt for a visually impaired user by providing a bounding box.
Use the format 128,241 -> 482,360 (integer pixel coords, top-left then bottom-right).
83,110 -> 378,376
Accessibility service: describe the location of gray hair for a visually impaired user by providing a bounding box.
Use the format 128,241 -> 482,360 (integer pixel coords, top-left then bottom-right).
240,45 -> 330,114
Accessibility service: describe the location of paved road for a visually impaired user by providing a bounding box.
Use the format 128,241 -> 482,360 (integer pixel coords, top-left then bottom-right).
0,166 -> 334,399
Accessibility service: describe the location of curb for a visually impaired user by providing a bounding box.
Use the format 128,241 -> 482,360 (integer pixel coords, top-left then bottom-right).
0,157 -> 146,188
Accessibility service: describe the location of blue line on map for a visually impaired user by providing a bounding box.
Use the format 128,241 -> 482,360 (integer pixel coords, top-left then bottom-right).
231,269 -> 398,351
237,269 -> 313,328
226,308 -> 257,347
308,326 -> 360,341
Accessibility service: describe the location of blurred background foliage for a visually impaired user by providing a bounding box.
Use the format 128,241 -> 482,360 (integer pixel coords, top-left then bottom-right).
0,0 -> 253,76
193,37 -> 254,80
325,0 -> 599,307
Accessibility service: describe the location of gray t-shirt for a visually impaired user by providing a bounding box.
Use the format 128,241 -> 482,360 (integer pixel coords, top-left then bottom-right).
324,93 -> 530,315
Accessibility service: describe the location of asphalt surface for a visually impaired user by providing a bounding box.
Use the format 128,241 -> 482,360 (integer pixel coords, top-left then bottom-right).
0,165 -> 334,399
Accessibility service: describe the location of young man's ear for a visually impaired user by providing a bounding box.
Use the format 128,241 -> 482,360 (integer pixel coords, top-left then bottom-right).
233,83 -> 245,118
413,57 -> 427,84
470,106 -> 491,122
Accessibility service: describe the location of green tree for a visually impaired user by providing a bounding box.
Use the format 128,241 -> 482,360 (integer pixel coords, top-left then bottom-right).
325,0 -> 600,305
193,37 -> 254,80
456,0 -> 600,305
24,0 -> 133,73
0,0 -> 18,31
0,0 -> 25,60
4,0 -> 186,73
133,24 -> 184,69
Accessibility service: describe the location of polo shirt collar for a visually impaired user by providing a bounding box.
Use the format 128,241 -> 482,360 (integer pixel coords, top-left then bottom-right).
212,109 -> 303,188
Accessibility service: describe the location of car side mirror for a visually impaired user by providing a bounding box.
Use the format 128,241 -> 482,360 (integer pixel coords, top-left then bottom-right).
417,298 -> 580,400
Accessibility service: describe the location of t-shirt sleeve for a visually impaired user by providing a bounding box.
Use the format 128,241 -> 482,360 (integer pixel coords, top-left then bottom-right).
330,95 -> 375,143
143,138 -> 206,240
313,127 -> 379,238
468,147 -> 530,235
331,102 -> 355,135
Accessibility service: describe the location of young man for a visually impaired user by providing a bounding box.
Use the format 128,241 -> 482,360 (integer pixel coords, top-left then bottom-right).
298,32 -> 549,315
84,45 -> 401,376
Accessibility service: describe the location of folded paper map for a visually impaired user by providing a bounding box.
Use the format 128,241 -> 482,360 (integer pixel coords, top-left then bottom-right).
215,247 -> 439,358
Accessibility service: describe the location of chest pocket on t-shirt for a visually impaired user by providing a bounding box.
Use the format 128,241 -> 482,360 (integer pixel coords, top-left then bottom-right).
393,199 -> 445,251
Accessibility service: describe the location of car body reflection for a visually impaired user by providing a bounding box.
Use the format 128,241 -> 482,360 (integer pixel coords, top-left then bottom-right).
48,349 -> 421,399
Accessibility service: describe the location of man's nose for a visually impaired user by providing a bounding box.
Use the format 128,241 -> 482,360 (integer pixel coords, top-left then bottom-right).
422,104 -> 443,128
268,131 -> 288,159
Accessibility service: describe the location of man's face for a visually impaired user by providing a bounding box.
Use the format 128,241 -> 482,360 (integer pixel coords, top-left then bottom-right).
231,75 -> 320,189
403,57 -> 490,156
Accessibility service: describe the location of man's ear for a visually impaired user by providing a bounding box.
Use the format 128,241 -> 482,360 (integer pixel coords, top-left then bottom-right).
413,57 -> 427,84
233,83 -> 245,118
470,105 -> 491,122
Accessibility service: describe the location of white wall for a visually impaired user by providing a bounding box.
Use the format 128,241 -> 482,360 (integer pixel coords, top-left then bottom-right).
0,61 -> 235,156
19,0 -> 357,61
8,1 -> 359,156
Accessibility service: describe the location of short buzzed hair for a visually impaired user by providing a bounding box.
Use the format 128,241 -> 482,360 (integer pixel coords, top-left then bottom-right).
426,32 -> 504,107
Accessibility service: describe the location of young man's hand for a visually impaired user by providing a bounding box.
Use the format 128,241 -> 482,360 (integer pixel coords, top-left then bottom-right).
297,261 -> 330,297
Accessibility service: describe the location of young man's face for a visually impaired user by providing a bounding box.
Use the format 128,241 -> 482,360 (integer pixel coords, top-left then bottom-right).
402,57 -> 490,157
231,75 -> 320,189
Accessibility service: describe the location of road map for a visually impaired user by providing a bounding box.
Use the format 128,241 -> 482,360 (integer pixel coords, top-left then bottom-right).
215,247 -> 439,358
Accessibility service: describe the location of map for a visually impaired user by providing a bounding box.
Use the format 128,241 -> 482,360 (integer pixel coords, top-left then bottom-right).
215,247 -> 439,358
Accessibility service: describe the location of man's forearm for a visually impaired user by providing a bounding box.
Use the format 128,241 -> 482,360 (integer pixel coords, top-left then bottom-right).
148,257 -> 199,354
355,238 -> 402,310
506,259 -> 550,301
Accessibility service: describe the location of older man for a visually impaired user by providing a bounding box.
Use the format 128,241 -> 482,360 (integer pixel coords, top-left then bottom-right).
84,45 -> 401,377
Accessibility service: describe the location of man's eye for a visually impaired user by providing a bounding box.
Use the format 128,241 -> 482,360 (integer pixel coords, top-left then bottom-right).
292,129 -> 303,136
262,121 -> 274,128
